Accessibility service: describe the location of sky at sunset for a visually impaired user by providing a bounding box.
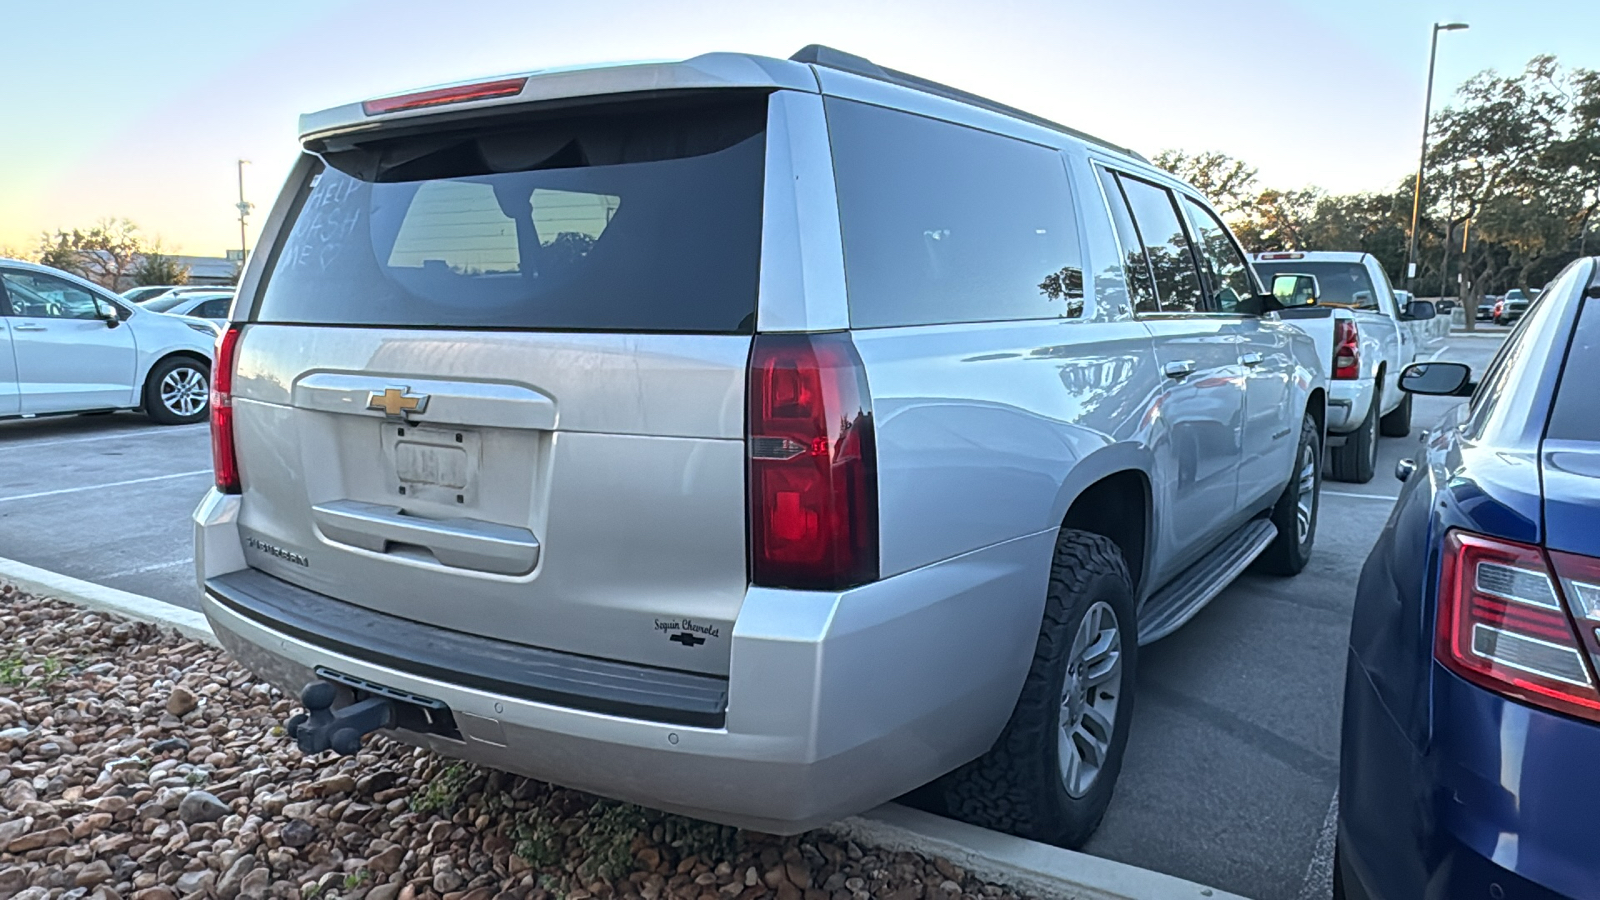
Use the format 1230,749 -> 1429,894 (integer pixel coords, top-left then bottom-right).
3,0 -> 1596,258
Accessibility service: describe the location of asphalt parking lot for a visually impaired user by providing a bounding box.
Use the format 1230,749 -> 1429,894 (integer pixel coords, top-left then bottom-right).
0,330 -> 1509,900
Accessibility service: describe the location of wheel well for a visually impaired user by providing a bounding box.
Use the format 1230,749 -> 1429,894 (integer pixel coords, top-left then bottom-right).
1306,387 -> 1326,437
1060,471 -> 1150,594
141,351 -> 211,397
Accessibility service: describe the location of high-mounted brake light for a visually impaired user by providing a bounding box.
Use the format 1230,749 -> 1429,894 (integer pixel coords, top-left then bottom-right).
1258,252 -> 1306,260
362,77 -> 529,116
1436,530 -> 1600,724
747,333 -> 879,591
1333,319 -> 1360,380
211,326 -> 243,494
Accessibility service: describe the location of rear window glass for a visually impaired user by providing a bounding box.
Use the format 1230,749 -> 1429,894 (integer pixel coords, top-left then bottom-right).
1548,292 -> 1600,442
1251,260 -> 1380,310
253,97 -> 768,333
826,98 -> 1084,328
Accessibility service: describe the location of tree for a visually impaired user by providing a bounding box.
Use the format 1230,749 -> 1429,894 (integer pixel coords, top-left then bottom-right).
130,249 -> 190,287
35,219 -> 152,291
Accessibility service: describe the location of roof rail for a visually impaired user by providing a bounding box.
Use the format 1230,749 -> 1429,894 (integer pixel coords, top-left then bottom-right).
789,44 -> 1146,161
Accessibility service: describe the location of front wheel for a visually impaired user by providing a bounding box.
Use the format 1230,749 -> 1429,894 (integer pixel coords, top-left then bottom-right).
938,530 -> 1137,849
1254,413 -> 1322,575
143,357 -> 210,425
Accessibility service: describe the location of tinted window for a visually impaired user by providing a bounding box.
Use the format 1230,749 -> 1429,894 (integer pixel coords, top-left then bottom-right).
1116,176 -> 1205,313
195,298 -> 231,319
1251,260 -> 1380,310
254,97 -> 767,332
1547,293 -> 1600,442
1,270 -> 104,319
1096,168 -> 1159,315
827,99 -> 1084,328
1181,196 -> 1255,313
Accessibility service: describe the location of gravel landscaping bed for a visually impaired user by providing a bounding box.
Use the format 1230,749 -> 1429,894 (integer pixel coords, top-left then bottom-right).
0,585 -> 1036,900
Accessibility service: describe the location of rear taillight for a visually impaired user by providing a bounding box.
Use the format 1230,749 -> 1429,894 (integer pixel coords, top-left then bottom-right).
747,333 -> 879,590
211,326 -> 242,494
1435,530 -> 1600,724
1333,319 -> 1360,380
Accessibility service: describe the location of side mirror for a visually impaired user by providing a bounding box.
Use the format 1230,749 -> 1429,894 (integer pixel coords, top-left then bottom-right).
1399,361 -> 1473,396
97,300 -> 122,328
1271,273 -> 1319,308
1400,299 -> 1437,321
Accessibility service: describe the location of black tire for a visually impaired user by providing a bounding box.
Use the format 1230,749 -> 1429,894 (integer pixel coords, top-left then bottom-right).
1328,397 -> 1378,484
1379,392 -> 1412,438
1254,413 -> 1322,576
142,357 -> 210,425
938,530 -> 1137,849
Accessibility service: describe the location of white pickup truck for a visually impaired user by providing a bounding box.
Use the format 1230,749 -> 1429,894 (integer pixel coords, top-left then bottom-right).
1251,251 -> 1448,483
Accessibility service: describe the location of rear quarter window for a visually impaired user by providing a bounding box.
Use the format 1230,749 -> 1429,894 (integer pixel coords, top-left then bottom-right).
1547,292 -> 1600,442
826,98 -> 1085,328
253,96 -> 768,333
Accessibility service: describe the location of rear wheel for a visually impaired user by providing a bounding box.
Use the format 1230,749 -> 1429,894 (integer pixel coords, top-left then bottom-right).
938,530 -> 1137,849
143,357 -> 210,425
1379,392 -> 1412,438
1254,413 -> 1321,576
1328,397 -> 1378,484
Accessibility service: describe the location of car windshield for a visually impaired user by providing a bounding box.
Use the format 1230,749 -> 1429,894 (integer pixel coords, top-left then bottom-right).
1505,290 -> 1528,302
1252,260 -> 1381,309
139,295 -> 189,312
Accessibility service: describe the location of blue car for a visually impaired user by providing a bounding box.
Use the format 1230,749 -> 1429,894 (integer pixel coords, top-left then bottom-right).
1338,256 -> 1600,900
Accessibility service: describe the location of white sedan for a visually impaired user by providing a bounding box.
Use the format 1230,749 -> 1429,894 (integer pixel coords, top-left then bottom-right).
0,259 -> 216,424
138,290 -> 233,322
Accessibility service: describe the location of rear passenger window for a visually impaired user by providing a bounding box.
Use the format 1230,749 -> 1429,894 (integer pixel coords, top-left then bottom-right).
1181,196 -> 1255,313
1547,289 -> 1600,442
1096,168 -> 1159,315
826,99 -> 1084,328
1116,175 -> 1206,314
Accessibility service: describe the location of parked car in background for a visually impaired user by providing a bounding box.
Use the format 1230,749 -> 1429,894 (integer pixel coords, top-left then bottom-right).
1338,257 -> 1600,900
122,284 -> 183,304
194,45 -> 1328,851
1251,251 -> 1446,483
1495,288 -> 1534,324
1477,296 -> 1499,321
141,290 -> 233,321
0,259 -> 215,424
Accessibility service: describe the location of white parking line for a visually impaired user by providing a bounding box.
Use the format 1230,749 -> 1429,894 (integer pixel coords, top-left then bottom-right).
100,558 -> 191,579
0,424 -> 208,451
0,469 -> 211,504
1294,790 -> 1340,900
1323,490 -> 1399,502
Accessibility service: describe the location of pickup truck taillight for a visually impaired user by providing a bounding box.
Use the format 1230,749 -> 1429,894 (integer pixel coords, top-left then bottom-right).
747,333 -> 879,591
1435,530 -> 1600,724
211,325 -> 243,494
1332,319 -> 1360,380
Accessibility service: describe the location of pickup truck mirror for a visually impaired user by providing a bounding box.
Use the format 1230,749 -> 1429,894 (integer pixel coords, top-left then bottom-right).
1399,299 -> 1437,321
1270,273 -> 1319,307
1399,361 -> 1472,396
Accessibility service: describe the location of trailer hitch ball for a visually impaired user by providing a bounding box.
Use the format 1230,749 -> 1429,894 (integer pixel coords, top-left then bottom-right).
286,681 -> 394,756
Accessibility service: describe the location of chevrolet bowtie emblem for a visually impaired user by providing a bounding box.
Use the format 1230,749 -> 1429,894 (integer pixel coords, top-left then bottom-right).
367,387 -> 429,418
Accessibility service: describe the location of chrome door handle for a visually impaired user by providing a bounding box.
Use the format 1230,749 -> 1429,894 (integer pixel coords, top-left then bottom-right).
1163,360 -> 1196,379
1241,352 -> 1265,367
13,325 -> 46,332
312,500 -> 540,576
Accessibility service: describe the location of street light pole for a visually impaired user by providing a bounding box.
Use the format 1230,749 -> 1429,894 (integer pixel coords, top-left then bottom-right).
236,159 -> 254,263
1405,21 -> 1468,293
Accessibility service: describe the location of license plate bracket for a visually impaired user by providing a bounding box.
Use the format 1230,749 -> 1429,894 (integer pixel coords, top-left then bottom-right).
381,423 -> 481,506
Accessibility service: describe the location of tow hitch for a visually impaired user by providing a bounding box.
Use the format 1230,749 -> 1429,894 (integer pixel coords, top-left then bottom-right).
285,668 -> 460,756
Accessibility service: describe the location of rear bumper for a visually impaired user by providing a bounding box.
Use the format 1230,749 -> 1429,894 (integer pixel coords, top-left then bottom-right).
194,489 -> 1050,832
1326,377 -> 1375,434
1339,652 -> 1600,900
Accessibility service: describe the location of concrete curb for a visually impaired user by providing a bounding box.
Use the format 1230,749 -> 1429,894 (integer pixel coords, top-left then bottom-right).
833,804 -> 1249,900
2,558 -> 1248,900
0,554 -> 216,644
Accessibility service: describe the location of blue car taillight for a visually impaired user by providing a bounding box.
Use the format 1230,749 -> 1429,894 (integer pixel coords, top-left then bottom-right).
1436,530 -> 1600,724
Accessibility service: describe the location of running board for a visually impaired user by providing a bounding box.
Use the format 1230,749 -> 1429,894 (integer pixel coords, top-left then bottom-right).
1137,519 -> 1277,645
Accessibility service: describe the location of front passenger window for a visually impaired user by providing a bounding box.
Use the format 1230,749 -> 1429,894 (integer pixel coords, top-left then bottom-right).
1181,196 -> 1255,313
1115,176 -> 1206,314
0,271 -> 105,320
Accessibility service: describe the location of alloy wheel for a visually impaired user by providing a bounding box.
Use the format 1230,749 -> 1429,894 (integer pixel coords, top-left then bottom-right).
160,366 -> 208,418
1059,600 -> 1123,798
1296,441 -> 1318,544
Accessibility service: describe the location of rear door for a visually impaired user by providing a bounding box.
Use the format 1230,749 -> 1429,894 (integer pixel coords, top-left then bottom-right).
1099,169 -> 1245,579
231,94 -> 771,676
0,268 -> 137,413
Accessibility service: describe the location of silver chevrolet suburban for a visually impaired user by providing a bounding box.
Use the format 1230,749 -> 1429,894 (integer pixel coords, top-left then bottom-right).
194,46 -> 1327,849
